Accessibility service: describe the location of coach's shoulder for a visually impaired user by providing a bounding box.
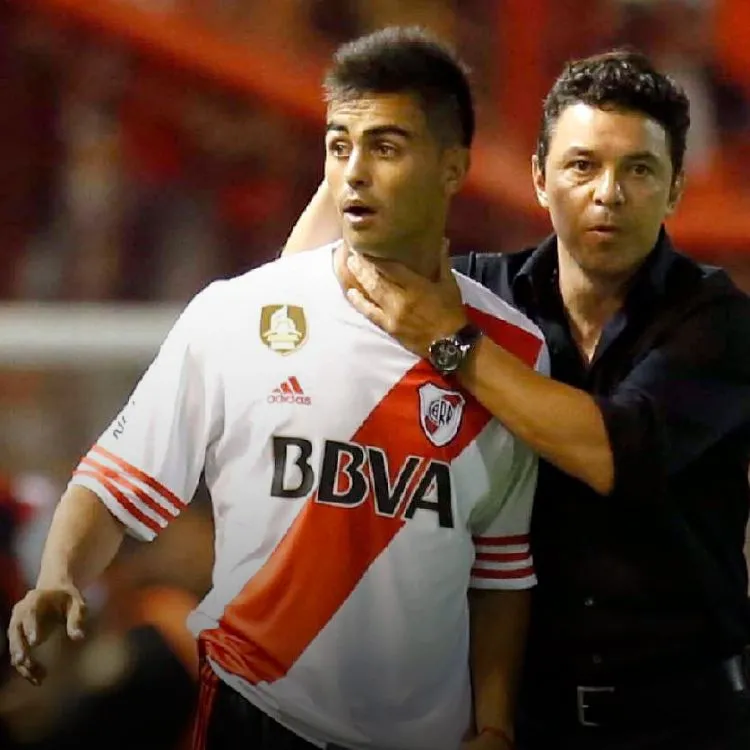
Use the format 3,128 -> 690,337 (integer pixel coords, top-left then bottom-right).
453,246 -> 536,298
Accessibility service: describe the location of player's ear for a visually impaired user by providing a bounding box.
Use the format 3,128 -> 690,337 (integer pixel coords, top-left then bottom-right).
442,146 -> 470,197
532,155 -> 549,209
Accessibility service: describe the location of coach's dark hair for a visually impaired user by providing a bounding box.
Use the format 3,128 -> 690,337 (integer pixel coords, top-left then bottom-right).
324,26 -> 475,148
536,49 -> 690,180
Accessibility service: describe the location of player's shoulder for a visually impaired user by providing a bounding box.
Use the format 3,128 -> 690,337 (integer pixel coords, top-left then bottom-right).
454,269 -> 544,345
192,244 -> 336,316
235,243 -> 336,287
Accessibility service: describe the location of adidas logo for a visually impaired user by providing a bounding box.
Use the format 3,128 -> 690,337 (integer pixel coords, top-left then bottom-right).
267,376 -> 311,406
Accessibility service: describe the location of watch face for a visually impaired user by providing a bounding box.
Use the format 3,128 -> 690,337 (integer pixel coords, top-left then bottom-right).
431,340 -> 460,372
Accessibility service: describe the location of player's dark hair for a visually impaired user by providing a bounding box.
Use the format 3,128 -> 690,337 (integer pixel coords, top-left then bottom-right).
324,26 -> 475,148
537,49 -> 690,179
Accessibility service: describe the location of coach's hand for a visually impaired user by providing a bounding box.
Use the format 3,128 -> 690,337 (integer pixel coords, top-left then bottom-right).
345,244 -> 467,358
8,585 -> 87,685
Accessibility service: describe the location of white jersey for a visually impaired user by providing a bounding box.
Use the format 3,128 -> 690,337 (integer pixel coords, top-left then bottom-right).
70,245 -> 548,750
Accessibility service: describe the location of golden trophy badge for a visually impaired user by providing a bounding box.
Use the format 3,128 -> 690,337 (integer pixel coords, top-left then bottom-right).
260,305 -> 308,355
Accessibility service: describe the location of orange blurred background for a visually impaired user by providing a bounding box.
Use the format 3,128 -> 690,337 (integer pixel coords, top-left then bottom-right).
1,2 -> 749,747
1,0 -> 750,305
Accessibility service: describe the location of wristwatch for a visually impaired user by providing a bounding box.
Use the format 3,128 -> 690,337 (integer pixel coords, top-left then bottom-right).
427,323 -> 483,376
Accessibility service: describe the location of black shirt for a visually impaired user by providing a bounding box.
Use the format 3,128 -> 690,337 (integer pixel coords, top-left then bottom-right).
454,229 -> 750,683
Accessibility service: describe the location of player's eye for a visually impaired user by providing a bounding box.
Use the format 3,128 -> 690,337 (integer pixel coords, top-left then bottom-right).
374,141 -> 399,158
327,140 -> 351,158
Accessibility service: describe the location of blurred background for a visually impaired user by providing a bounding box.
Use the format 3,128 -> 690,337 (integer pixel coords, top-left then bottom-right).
1,0 -> 750,746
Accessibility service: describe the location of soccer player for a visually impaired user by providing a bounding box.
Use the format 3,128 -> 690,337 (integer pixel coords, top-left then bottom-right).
8,28 -> 547,750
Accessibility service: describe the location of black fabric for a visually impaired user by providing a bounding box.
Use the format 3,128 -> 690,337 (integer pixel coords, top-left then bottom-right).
517,691 -> 750,750
595,262 -> 750,645
518,654 -> 746,726
0,717 -> 17,750
205,678 -> 324,750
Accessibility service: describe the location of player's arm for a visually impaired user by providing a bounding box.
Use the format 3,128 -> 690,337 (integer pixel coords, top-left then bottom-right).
468,588 -> 528,749
9,282 -> 222,685
8,486 -> 126,684
36,485 -> 125,592
466,434 -> 538,748
282,180 -> 340,255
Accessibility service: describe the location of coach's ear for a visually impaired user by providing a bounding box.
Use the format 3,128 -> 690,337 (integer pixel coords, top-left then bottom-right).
666,170 -> 685,216
531,155 -> 549,209
442,146 -> 470,197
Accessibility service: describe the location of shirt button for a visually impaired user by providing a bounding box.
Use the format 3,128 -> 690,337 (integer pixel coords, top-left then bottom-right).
592,654 -> 603,665
584,597 -> 595,607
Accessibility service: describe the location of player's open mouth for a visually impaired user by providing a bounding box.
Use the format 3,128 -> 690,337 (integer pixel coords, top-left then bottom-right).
343,204 -> 377,226
343,204 -> 375,217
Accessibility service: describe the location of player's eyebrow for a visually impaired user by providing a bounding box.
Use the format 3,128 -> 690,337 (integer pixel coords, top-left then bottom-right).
326,124 -> 413,140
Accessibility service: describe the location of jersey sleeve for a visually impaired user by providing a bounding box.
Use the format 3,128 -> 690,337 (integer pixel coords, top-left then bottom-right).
468,341 -> 548,591
468,437 -> 537,591
68,283 -> 224,541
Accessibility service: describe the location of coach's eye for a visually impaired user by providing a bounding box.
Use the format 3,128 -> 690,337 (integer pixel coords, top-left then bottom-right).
630,162 -> 653,177
570,159 -> 593,173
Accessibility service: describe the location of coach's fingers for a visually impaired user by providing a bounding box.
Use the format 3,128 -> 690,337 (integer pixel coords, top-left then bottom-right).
346,288 -> 389,331
439,241 -> 454,282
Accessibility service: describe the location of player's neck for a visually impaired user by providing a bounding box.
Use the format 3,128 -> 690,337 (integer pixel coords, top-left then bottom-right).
391,231 -> 444,279
338,238 -> 442,281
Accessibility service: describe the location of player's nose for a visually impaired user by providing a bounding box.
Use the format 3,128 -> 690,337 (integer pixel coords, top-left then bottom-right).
344,148 -> 372,188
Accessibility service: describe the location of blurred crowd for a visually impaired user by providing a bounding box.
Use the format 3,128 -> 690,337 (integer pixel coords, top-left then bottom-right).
1,0 -> 750,747
0,473 -> 213,749
1,0 -> 750,302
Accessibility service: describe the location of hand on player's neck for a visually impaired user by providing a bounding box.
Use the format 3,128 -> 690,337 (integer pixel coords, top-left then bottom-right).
333,242 -> 363,296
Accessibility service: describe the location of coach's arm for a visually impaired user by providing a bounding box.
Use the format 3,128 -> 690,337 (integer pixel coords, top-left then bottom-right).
282,181 -> 340,255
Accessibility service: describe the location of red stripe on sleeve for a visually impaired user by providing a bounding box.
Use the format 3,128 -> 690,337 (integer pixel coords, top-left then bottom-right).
74,469 -> 162,535
473,534 -> 530,546
475,550 -> 530,563
471,565 -> 535,580
91,445 -> 187,511
80,456 -> 174,523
